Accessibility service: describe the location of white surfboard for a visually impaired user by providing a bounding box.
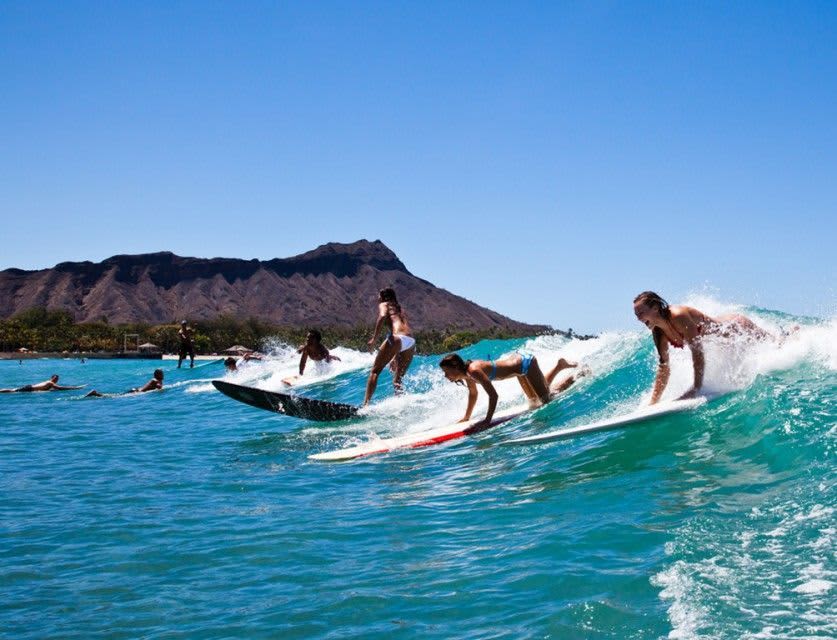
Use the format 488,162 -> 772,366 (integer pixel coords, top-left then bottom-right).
309,405 -> 530,462
502,397 -> 707,446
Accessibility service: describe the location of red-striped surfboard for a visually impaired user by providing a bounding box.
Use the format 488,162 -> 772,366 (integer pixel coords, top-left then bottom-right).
309,405 -> 529,462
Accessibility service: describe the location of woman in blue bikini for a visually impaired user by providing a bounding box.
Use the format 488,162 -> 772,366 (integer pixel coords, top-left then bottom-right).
439,353 -> 579,429
363,288 -> 416,405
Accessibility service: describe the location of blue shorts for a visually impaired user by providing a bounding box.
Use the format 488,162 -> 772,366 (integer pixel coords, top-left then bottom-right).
520,353 -> 534,375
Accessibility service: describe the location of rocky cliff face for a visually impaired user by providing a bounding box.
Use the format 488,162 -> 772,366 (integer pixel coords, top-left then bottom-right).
0,240 -> 548,332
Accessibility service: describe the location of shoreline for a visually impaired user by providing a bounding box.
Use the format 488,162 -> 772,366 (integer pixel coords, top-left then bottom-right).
0,351 -> 164,361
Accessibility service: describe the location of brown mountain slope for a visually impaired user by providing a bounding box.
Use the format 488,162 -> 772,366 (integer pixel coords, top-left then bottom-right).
0,240 -> 549,332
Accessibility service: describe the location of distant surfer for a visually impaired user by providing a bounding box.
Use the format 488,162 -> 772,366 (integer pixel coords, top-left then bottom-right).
177,320 -> 195,368
225,352 -> 263,373
363,287 -> 415,405
439,353 -> 581,429
85,369 -> 164,397
283,330 -> 341,385
633,291 -> 773,404
0,374 -> 85,393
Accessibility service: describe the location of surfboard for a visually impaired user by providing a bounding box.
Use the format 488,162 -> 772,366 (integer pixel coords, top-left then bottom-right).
502,397 -> 707,446
212,380 -> 359,422
309,405 -> 530,461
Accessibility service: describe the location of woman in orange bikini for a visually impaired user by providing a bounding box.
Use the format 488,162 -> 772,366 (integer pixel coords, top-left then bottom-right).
633,291 -> 772,404
363,288 -> 416,405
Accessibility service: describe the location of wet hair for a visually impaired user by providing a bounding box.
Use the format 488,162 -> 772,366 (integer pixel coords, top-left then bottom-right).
634,291 -> 672,363
153,369 -> 164,380
307,329 -> 322,343
439,354 -> 472,386
379,287 -> 401,314
181,320 -> 188,325
51,374 -> 59,381
224,357 -> 237,369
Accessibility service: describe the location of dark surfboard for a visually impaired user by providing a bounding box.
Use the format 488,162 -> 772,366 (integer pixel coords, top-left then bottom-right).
212,380 -> 359,422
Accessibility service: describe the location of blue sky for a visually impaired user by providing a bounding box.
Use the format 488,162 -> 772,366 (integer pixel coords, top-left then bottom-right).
1,2 -> 835,332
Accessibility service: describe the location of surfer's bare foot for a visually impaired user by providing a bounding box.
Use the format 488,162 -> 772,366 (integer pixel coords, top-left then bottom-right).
557,358 -> 578,369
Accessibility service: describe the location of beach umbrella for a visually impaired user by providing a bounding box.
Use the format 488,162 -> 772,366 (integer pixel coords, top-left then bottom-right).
138,342 -> 160,351
224,345 -> 252,354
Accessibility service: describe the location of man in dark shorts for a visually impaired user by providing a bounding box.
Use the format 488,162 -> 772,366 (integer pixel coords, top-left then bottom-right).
177,320 -> 195,368
0,374 -> 85,393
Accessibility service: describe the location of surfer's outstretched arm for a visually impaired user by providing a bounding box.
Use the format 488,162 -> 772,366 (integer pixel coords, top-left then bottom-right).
679,342 -> 705,400
367,303 -> 388,349
650,340 -> 670,405
470,369 -> 498,427
298,350 -> 308,375
459,379 -> 478,422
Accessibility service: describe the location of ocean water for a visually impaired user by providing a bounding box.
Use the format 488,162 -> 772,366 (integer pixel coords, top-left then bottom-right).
1,298 -> 835,639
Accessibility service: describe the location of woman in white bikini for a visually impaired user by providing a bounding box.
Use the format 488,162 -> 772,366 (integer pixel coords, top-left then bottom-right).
363,288 -> 416,405
633,291 -> 772,404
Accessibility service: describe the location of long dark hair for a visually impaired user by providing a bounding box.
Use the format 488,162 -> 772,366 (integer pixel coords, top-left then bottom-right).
379,287 -> 402,314
634,291 -> 671,362
439,353 -> 471,386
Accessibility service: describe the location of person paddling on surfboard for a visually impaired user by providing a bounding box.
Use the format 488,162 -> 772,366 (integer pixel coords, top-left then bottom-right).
85,369 -> 164,397
283,330 -> 341,385
439,353 -> 580,429
633,291 -> 773,404
363,288 -> 415,405
0,374 -> 85,393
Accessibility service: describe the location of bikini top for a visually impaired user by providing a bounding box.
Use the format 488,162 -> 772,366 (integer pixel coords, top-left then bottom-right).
666,320 -> 706,349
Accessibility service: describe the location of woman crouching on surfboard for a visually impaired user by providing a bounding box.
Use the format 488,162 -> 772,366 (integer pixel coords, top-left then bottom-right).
363,287 -> 416,405
633,291 -> 773,404
439,353 -> 580,429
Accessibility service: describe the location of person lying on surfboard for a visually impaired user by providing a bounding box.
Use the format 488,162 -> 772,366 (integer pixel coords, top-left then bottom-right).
226,352 -> 264,373
363,287 -> 415,405
439,353 -> 580,429
633,291 -> 773,404
84,369 -> 164,397
0,374 -> 85,393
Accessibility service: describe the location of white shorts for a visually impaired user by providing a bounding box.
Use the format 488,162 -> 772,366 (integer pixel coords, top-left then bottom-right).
391,334 -> 415,352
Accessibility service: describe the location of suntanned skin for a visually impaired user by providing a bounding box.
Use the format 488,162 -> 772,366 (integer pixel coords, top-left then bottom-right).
281,334 -> 340,385
0,374 -> 85,393
297,335 -> 340,375
84,370 -> 164,397
441,355 -> 579,429
363,299 -> 415,405
634,300 -> 772,404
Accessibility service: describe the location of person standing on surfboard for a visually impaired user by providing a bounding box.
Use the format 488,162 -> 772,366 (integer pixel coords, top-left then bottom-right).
439,353 -> 580,429
633,291 -> 773,404
363,288 -> 415,405
177,320 -> 195,369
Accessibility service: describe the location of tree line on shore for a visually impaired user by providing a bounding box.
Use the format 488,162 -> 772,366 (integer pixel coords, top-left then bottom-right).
0,308 -> 571,356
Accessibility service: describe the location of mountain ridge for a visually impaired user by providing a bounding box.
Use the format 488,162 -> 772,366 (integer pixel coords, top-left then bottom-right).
0,240 -> 549,333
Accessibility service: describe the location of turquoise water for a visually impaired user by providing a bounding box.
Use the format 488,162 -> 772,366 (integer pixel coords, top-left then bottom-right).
1,301 -> 835,639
